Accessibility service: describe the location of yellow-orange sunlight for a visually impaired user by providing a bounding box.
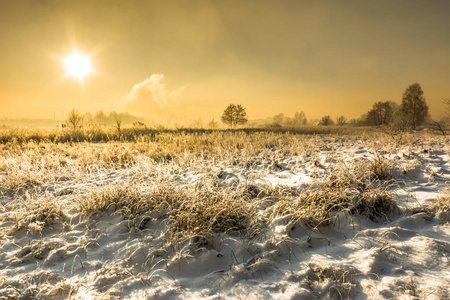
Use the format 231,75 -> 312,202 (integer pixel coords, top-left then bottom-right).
63,50 -> 93,80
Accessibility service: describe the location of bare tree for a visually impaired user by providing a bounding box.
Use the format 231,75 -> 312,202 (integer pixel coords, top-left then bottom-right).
66,109 -> 83,131
221,104 -> 248,129
429,118 -> 449,136
115,118 -> 122,135
443,98 -> 450,117
400,83 -> 429,130
207,118 -> 219,129
336,115 -> 347,126
366,101 -> 396,126
383,109 -> 409,144
273,113 -> 284,126
319,115 -> 333,126
428,99 -> 450,135
293,111 -> 307,125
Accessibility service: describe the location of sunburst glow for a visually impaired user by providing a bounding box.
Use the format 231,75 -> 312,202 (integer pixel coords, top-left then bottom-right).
63,50 -> 93,80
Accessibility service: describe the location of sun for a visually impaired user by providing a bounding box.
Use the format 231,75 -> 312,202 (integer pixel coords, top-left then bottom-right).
63,50 -> 93,80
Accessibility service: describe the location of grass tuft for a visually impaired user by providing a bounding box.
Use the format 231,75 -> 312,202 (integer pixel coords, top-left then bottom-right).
306,263 -> 359,299
1,192 -> 65,235
168,188 -> 256,240
432,188 -> 450,221
351,189 -> 400,222
78,182 -> 258,242
265,161 -> 399,227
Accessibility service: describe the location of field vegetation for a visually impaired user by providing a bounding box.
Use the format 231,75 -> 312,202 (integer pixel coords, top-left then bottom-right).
0,127 -> 449,299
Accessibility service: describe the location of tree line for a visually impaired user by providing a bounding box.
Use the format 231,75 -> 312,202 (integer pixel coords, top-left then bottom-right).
221,83 -> 431,130
363,83 -> 429,130
65,82 -> 447,132
220,83 -> 431,130
63,110 -> 145,131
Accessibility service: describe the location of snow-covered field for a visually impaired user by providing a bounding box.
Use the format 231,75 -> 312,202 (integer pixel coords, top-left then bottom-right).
0,131 -> 449,299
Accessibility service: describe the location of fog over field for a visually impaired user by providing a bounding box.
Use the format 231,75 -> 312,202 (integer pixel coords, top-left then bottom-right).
1,0 -> 450,123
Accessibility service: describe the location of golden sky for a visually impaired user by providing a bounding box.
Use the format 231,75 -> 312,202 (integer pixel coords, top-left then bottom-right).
1,0 -> 450,123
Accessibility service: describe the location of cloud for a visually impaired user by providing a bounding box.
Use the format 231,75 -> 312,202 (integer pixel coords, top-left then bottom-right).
123,74 -> 183,106
122,74 -> 184,119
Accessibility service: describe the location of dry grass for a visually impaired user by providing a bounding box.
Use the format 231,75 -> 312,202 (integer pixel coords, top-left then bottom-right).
432,188 -> 450,221
0,125 -> 375,144
77,182 -> 258,242
1,127 -> 448,298
306,263 -> 359,299
1,192 -> 65,236
73,158 -> 400,247
265,159 -> 399,228
0,130 -> 405,241
168,186 -> 257,239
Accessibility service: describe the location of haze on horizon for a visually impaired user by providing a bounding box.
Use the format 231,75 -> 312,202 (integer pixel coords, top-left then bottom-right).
1,0 -> 450,124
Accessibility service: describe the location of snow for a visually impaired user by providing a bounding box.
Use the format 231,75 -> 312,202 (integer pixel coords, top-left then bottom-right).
0,135 -> 449,299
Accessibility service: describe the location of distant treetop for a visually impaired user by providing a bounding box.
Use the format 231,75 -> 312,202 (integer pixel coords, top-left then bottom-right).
221,104 -> 248,129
